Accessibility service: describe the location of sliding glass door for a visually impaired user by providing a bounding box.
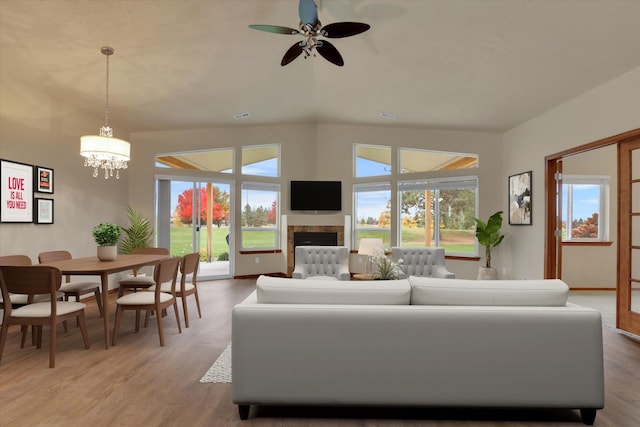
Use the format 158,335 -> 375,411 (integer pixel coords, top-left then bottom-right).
157,178 -> 232,280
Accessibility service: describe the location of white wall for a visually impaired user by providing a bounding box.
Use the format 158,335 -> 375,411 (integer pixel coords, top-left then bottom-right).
502,66 -> 640,280
130,123 -> 503,278
3,61 -> 638,282
0,75 -> 130,287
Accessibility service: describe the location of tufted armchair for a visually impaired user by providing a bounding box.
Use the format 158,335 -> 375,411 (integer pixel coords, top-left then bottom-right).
292,246 -> 351,280
391,247 -> 455,279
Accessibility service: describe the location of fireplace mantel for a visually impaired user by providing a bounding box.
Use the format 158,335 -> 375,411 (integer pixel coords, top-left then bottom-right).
282,215 -> 351,277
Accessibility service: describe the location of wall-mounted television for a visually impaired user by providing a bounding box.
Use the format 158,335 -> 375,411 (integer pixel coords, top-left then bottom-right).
290,180 -> 342,211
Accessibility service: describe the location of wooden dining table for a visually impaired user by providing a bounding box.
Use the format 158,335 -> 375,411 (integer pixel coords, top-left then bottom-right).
41,254 -> 168,349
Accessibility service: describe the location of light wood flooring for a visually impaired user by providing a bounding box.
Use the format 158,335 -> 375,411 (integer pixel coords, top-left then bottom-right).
1,280 -> 639,427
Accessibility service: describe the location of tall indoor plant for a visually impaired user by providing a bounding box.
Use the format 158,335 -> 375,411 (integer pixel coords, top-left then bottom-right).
92,222 -> 121,261
120,206 -> 153,255
473,211 -> 505,279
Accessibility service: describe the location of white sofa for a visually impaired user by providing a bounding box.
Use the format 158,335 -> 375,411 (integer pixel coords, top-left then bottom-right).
292,246 -> 351,280
231,276 -> 604,424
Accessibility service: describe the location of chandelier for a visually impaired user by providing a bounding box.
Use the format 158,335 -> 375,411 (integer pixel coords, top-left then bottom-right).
80,46 -> 130,179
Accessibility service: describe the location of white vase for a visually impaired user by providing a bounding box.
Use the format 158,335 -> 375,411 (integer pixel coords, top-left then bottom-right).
477,267 -> 498,280
97,245 -> 117,261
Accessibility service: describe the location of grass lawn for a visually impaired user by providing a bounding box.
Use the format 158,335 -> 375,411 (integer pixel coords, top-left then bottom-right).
170,225 -> 476,259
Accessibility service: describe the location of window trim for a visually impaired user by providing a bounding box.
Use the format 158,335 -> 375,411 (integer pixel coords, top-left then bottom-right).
240,181 -> 280,251
562,174 -> 610,242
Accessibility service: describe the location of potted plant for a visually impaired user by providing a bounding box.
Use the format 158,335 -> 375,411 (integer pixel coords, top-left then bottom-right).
120,206 -> 153,275
92,222 -> 121,261
120,206 -> 153,254
473,211 -> 505,280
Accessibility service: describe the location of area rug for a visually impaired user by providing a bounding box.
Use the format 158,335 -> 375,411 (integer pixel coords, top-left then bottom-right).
199,344 -> 232,383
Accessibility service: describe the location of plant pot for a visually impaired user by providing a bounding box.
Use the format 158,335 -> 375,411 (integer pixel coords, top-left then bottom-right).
477,267 -> 498,280
97,245 -> 117,261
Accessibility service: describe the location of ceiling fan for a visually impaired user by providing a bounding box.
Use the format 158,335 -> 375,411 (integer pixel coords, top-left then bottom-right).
249,0 -> 370,66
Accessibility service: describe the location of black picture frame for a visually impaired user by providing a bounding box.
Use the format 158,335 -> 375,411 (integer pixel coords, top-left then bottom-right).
35,197 -> 54,224
1,158 -> 34,223
508,171 -> 532,225
35,165 -> 54,193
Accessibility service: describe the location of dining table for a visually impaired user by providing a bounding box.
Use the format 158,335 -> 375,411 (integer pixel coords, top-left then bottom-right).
41,253 -> 168,349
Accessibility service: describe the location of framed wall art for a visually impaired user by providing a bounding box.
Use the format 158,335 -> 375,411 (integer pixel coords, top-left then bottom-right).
1,159 -> 34,223
35,197 -> 54,224
35,165 -> 54,193
508,171 -> 532,225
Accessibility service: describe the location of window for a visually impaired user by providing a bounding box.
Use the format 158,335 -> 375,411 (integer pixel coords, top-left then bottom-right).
241,182 -> 280,250
155,148 -> 234,173
355,144 -> 391,177
353,182 -> 392,248
397,176 -> 477,256
399,148 -> 478,173
562,175 -> 610,241
242,145 -> 279,177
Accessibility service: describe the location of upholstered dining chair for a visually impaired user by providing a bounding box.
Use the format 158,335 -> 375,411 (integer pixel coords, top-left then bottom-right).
112,257 -> 181,347
0,265 -> 90,368
0,254 -> 65,347
148,252 -> 201,328
38,251 -> 104,317
117,247 -> 170,297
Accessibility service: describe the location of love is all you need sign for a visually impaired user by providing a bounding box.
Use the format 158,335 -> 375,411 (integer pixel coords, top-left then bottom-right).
1,159 -> 33,223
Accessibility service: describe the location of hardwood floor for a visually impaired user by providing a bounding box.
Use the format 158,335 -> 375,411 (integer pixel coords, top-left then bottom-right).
1,278 -> 639,426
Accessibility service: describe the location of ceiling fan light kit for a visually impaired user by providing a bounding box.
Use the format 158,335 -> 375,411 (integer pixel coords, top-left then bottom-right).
249,0 -> 370,67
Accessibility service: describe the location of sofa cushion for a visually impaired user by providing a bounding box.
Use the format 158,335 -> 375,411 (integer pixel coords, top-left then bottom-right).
256,275 -> 411,305
409,277 -> 569,306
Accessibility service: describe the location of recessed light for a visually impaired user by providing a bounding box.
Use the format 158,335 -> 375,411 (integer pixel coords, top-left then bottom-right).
379,112 -> 396,120
234,112 -> 251,120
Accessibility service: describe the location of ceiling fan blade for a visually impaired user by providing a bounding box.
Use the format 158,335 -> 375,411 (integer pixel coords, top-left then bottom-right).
249,24 -> 299,35
321,22 -> 370,38
281,42 -> 304,66
299,0 -> 319,26
316,40 -> 344,66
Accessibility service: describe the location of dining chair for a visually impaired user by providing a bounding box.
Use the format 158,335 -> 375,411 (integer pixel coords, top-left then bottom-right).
148,252 -> 201,328
0,265 -> 90,368
0,255 -> 65,346
38,251 -> 104,317
112,257 -> 181,347
117,247 -> 170,297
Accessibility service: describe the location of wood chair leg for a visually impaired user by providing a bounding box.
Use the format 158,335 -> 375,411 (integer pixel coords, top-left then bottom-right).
182,297 -> 190,328
135,310 -> 141,333
49,319 -> 56,368
0,322 -> 9,366
94,289 -> 104,317
20,325 -> 29,348
194,289 -> 202,319
112,305 -> 123,346
173,302 -> 182,334
156,306 -> 165,347
77,311 -> 90,349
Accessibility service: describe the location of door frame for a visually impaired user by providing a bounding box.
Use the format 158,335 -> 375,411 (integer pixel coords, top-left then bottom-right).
544,128 -> 640,334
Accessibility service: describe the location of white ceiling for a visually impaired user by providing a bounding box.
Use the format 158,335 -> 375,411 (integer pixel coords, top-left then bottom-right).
1,0 -> 639,134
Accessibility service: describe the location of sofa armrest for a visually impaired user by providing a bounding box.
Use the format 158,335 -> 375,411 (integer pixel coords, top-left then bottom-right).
337,265 -> 351,281
431,265 -> 455,279
292,266 -> 307,279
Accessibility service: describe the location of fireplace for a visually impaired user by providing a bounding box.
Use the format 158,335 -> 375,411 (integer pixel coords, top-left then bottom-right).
287,225 -> 344,276
293,232 -> 338,247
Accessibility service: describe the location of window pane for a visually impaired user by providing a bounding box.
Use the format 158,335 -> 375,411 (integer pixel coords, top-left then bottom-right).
241,183 -> 279,249
562,175 -> 609,242
355,145 -> 391,177
399,148 -> 477,173
571,184 -> 600,238
156,148 -> 233,173
354,184 -> 391,248
242,145 -> 279,177
399,178 -> 477,256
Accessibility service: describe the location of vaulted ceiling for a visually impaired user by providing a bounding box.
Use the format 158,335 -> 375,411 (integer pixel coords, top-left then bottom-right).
1,0 -> 639,134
